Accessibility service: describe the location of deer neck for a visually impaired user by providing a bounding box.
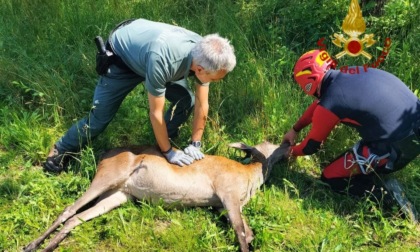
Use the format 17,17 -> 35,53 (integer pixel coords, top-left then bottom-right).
248,161 -> 270,186
262,161 -> 272,183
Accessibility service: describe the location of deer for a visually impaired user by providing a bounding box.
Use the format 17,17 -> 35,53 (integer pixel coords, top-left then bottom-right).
24,141 -> 289,252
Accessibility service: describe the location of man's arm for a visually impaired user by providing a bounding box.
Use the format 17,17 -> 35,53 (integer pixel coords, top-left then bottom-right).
148,92 -> 171,152
191,83 -> 209,141
282,100 -> 318,145
291,105 -> 340,156
148,92 -> 194,166
293,100 -> 319,132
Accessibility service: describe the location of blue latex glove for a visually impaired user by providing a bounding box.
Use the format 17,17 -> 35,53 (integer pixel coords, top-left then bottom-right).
163,149 -> 194,167
184,144 -> 205,160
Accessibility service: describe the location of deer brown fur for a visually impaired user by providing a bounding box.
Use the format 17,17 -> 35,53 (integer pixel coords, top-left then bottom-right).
24,142 -> 288,252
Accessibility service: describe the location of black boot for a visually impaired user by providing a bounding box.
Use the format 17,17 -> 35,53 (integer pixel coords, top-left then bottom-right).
43,145 -> 70,173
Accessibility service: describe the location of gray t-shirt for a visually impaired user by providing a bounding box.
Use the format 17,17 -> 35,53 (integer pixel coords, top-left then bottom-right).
110,19 -> 203,96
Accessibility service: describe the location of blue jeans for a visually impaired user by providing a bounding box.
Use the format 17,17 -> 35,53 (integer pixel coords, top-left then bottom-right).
56,64 -> 194,153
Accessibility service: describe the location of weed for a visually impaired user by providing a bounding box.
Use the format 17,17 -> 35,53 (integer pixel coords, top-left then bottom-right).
1,0 -> 419,251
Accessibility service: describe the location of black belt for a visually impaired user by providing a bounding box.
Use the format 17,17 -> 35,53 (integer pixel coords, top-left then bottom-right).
105,41 -> 132,71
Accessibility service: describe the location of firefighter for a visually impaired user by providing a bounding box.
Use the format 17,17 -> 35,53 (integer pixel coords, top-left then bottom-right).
283,49 -> 420,222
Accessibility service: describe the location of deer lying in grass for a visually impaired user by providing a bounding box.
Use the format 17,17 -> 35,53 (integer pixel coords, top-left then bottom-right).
24,141 -> 288,252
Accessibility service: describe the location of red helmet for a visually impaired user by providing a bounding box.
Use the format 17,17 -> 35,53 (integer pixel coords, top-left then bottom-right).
293,50 -> 335,96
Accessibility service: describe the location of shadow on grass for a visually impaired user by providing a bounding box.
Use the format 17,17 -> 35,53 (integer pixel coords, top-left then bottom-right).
266,159 -> 419,222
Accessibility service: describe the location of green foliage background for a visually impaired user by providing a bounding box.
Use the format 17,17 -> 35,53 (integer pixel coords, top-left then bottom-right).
1,0 -> 420,251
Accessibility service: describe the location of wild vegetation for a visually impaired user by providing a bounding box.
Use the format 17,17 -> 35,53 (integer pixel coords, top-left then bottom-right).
1,0 -> 419,251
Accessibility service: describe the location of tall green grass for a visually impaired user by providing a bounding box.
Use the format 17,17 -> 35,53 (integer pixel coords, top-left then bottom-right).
1,0 -> 420,251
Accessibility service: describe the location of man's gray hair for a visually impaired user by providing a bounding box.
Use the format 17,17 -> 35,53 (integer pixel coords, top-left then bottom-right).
191,34 -> 236,73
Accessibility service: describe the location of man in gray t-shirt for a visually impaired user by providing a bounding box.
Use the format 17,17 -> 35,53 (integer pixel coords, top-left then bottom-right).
44,19 -> 236,172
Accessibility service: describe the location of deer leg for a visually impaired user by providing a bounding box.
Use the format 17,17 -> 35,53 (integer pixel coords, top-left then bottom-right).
40,189 -> 131,252
219,196 -> 250,252
24,173 -> 129,252
242,216 -> 254,244
216,207 -> 254,244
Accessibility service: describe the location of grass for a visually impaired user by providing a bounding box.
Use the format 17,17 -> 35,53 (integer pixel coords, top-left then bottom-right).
1,0 -> 420,251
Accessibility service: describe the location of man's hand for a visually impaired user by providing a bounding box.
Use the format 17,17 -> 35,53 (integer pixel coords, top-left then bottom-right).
285,146 -> 294,159
184,143 -> 204,160
163,149 -> 194,167
282,128 -> 298,146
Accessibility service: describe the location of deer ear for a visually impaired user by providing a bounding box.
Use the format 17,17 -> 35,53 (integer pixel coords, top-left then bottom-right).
228,142 -> 254,157
228,142 -> 252,150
